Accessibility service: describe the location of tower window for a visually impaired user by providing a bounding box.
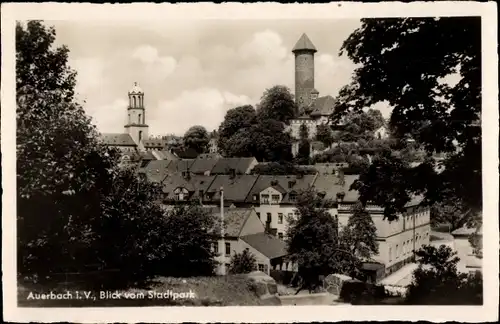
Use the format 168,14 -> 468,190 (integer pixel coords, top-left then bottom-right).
133,96 -> 136,108
138,114 -> 141,124
139,131 -> 143,142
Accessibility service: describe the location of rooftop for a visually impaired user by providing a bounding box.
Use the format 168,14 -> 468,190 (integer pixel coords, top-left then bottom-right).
241,233 -> 288,259
100,133 -> 137,146
292,33 -> 317,53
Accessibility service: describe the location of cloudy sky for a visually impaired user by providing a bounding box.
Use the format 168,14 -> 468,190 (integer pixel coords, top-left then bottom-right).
48,19 -> 391,136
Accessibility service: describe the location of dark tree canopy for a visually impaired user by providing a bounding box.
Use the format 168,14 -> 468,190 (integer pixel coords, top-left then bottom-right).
183,125 -> 210,154
406,245 -> 482,305
228,249 -> 258,274
217,105 -> 257,155
257,85 -> 297,123
335,17 -> 481,220
315,124 -> 334,147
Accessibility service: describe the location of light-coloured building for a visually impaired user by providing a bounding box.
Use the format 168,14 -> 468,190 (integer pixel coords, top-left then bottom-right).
451,224 -> 482,274
209,207 -> 295,275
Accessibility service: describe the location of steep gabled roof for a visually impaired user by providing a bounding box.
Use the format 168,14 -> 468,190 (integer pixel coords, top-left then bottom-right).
207,175 -> 259,202
241,233 -> 288,259
206,207 -> 254,237
245,175 -> 317,203
189,157 -> 220,174
310,174 -> 345,201
211,157 -> 258,175
162,174 -> 216,198
292,33 -> 317,53
310,95 -> 337,117
100,133 -> 137,146
138,160 -> 173,183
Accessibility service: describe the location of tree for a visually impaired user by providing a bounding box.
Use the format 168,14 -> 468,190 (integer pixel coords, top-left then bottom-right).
430,196 -> 472,232
256,85 -> 297,123
405,245 -> 482,304
183,125 -> 210,154
225,119 -> 293,162
251,161 -> 316,175
217,105 -> 256,155
315,124 -> 334,147
228,249 -> 257,274
160,203 -> 219,277
334,17 -> 481,221
338,203 -> 379,274
286,191 -> 340,293
16,21 -> 217,286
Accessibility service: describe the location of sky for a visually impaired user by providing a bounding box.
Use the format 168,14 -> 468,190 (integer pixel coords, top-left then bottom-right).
48,19 -> 392,136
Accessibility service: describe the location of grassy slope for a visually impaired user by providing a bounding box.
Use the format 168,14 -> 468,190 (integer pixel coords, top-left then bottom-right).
18,275 -> 276,307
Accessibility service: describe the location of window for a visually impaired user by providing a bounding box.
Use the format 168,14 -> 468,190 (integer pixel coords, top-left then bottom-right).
264,264 -> 269,274
225,242 -> 231,256
256,212 -> 261,220
266,213 -> 272,223
278,213 -> 283,224
213,242 -> 219,253
271,194 -> 280,204
139,131 -> 143,142
138,114 -> 142,124
253,194 -> 258,201
261,194 -> 269,204
289,193 -> 297,202
396,244 -> 399,258
278,232 -> 284,240
258,264 -> 265,272
288,213 -> 293,219
389,247 -> 392,262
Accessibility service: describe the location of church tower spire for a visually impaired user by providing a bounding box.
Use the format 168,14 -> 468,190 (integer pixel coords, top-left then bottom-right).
125,82 -> 149,146
293,33 -> 317,115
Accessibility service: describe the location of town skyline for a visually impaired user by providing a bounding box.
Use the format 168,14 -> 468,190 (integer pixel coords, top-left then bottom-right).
48,19 -> 393,136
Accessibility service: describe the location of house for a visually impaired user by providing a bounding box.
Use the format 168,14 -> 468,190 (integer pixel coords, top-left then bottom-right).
208,207 -> 295,275
334,175 -> 431,276
245,174 -> 318,239
162,173 -> 217,203
189,157 -> 220,175
451,223 -> 482,273
206,174 -> 259,206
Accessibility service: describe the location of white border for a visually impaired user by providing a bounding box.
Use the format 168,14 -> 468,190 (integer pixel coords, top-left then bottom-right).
2,2 -> 498,323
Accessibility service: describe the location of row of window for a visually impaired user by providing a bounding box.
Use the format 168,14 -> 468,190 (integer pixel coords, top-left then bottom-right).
256,212 -> 298,224
388,232 -> 430,262
258,193 -> 298,204
212,242 -> 232,256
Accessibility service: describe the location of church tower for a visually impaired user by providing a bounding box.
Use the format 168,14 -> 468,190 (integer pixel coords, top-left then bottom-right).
125,82 -> 149,145
292,33 -> 317,115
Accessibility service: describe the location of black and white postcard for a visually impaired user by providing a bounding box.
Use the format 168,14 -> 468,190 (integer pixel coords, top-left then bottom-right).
1,2 -> 498,323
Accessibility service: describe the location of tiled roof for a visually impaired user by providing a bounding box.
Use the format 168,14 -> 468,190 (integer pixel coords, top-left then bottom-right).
197,153 -> 223,159
139,160 -> 173,183
173,147 -> 199,159
207,175 -> 259,202
100,133 -> 137,146
310,174 -> 345,201
140,151 -> 157,161
241,233 -> 288,259
211,157 -> 257,175
292,33 -> 317,53
310,95 -> 337,117
245,175 -> 317,203
166,159 -> 196,173
205,207 -> 254,237
189,157 -> 220,174
154,150 -> 179,160
162,174 -> 216,199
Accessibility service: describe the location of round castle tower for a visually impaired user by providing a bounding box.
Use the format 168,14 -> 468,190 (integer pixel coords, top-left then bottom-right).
292,33 -> 317,115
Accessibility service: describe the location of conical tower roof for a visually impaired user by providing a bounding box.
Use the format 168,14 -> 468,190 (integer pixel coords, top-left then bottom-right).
292,33 -> 317,53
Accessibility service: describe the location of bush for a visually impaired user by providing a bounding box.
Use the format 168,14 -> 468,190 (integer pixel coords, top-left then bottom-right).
228,249 -> 257,274
339,280 -> 386,304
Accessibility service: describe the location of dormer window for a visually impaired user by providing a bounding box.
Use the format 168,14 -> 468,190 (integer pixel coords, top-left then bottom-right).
253,194 -> 258,201
261,194 -> 270,204
289,192 -> 297,202
271,194 -> 280,205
